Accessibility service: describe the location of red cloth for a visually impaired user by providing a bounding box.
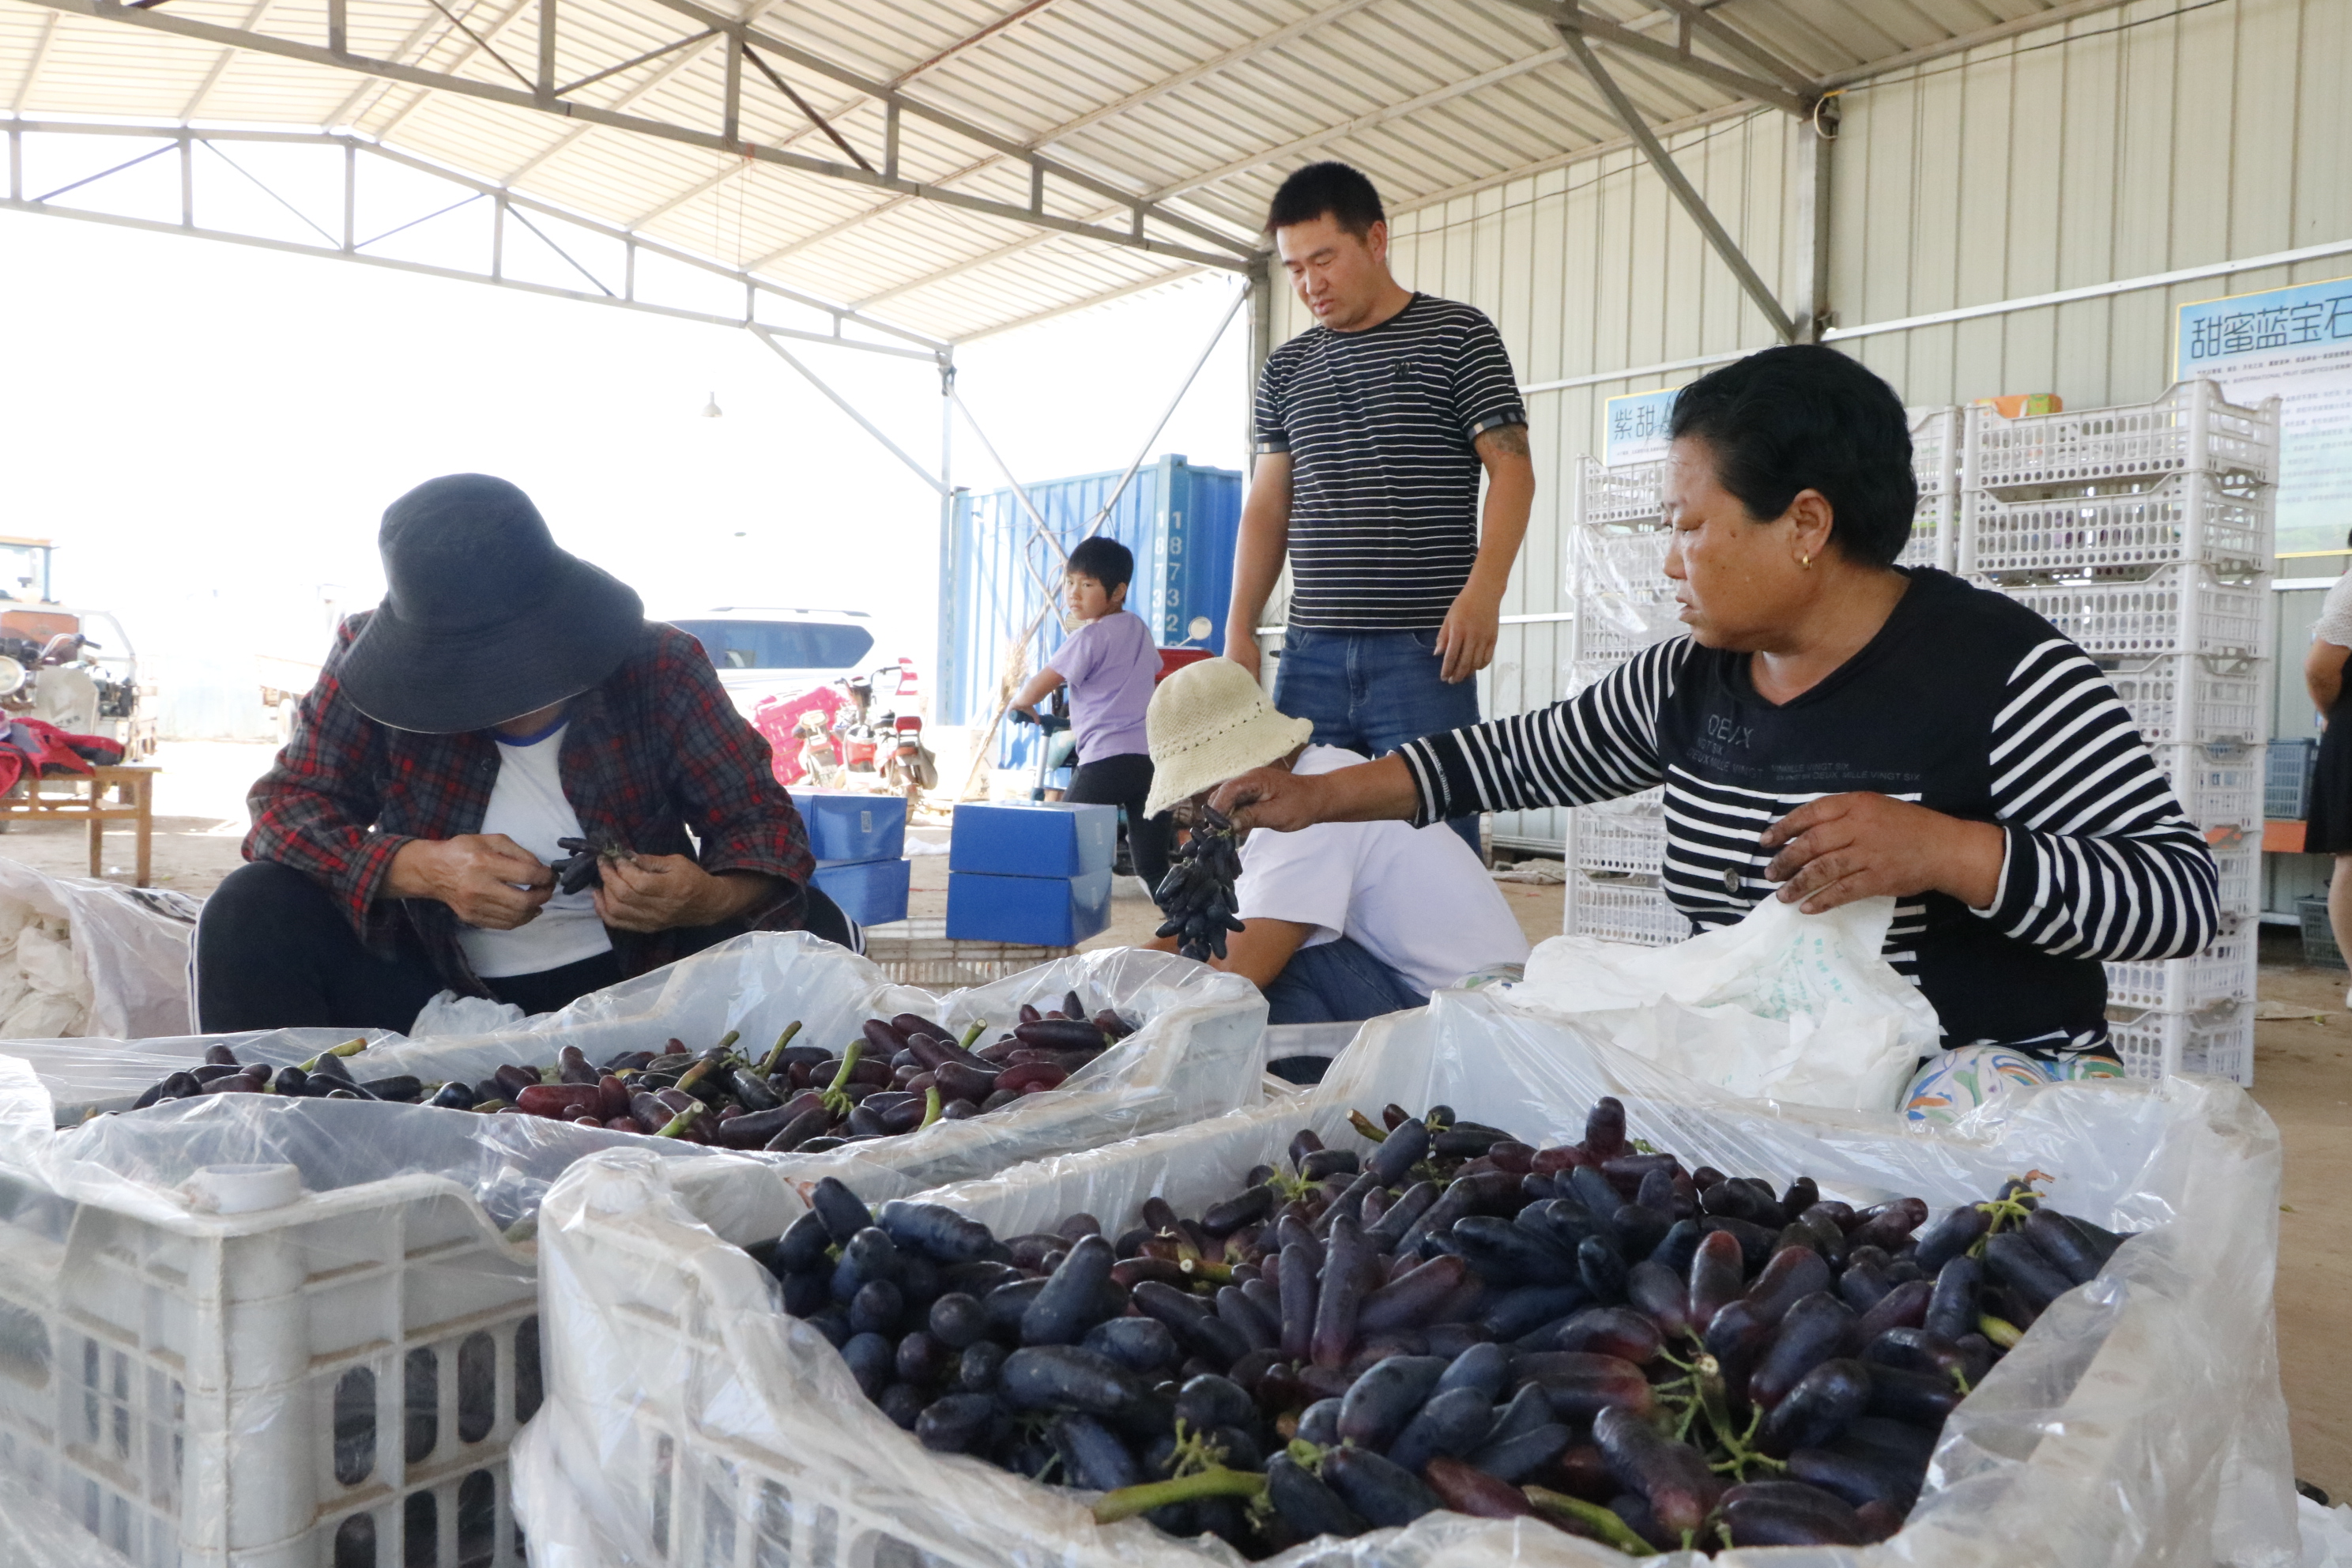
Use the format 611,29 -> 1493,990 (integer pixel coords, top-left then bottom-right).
246,615 -> 814,994
752,687 -> 845,786
0,717 -> 108,775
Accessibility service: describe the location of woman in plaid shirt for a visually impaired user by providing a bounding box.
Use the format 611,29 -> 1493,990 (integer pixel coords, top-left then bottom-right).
195,474 -> 832,1031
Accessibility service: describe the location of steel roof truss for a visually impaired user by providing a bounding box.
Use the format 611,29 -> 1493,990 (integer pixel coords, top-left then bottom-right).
17,0 -> 1252,273
1,118 -> 947,356
1491,0 -> 1810,115
1555,24 -> 1797,343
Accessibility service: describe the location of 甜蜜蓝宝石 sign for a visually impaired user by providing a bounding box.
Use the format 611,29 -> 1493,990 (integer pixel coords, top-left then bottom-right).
2176,277 -> 2352,559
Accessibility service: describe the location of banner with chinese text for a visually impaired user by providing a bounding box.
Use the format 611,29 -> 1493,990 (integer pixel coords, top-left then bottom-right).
2176,276 -> 2352,559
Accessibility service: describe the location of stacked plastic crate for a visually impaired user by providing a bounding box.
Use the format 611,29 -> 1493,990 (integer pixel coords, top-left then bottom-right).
1958,381 -> 2279,1084
1560,458 -> 1680,943
1560,409 -> 1962,944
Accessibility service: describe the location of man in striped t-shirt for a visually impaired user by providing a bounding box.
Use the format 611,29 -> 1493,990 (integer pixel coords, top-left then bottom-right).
1225,162 -> 1536,854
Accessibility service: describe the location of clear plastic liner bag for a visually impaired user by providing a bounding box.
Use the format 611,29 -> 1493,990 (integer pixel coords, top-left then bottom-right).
513,988 -> 2294,1568
0,857 -> 198,1038
1503,895 -> 1939,1114
9,1027 -> 403,1124
343,934 -> 1268,1206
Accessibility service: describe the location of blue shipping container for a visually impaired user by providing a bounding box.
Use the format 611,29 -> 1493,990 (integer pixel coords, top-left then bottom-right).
947,869 -> 1113,947
937,454 -> 1242,771
811,858 -> 911,927
789,790 -> 908,865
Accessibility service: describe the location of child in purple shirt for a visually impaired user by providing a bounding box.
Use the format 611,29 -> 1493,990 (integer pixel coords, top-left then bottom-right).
1010,537 -> 1171,899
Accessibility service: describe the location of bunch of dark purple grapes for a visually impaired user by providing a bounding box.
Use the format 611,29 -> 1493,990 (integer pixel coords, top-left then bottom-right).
1154,806 -> 1246,961
751,1099 -> 2129,1556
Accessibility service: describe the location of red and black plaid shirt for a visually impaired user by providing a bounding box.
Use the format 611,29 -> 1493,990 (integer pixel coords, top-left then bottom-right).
246,614 -> 813,993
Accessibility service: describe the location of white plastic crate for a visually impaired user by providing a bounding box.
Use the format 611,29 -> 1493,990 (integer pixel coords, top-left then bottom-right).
2102,658 -> 2267,748
1565,872 -> 1690,945
2213,844 -> 2257,920
1904,407 -> 1961,571
2106,1000 -> 2254,1086
1574,455 -> 1668,526
1568,525 -> 1679,663
2104,932 -> 2256,1014
1964,380 -> 2278,492
2160,746 -> 2262,832
1569,797 -> 1665,876
1990,567 -> 2265,659
2153,744 -> 2260,832
1963,471 -> 2270,580
0,1164 -> 537,1568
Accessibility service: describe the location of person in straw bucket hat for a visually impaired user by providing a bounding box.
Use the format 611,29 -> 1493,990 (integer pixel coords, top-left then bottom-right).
1144,658 -> 1527,1080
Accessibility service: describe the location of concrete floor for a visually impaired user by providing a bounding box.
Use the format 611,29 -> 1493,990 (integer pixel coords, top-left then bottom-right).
6,744 -> 2347,1498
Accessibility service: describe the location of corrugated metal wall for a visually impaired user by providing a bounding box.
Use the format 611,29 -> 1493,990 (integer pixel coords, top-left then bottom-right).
1258,0 -> 2352,853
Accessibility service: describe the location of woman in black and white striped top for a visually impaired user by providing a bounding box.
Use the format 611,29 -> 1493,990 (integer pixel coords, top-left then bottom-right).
1216,345 -> 2218,1065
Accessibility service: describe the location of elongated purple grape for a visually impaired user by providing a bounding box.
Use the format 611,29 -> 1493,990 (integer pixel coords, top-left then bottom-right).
1280,1240 -> 1317,1362
1312,1216 -> 1373,1368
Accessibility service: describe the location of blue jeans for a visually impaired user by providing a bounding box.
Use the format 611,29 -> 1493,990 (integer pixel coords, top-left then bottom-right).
1272,628 -> 1483,854
1262,936 -> 1426,1027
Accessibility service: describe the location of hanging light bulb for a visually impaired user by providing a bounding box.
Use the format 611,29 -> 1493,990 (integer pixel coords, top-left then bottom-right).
701,391 -> 723,418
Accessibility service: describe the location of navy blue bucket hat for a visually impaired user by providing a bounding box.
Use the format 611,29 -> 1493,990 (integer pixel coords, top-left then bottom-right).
337,474 -> 643,733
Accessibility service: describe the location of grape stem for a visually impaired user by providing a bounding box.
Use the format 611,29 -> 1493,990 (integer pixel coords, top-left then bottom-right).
1091,1467 -> 1266,1523
918,1086 -> 943,1129
756,1020 -> 805,1076
820,1040 -> 864,1118
1523,1487 -> 1657,1556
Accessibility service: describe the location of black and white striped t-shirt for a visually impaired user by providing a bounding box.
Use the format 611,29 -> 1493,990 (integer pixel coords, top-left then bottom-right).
1256,294 -> 1527,630
1396,569 -> 2219,1054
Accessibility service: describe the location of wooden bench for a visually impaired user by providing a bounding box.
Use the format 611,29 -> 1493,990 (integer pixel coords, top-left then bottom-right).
0,763 -> 157,885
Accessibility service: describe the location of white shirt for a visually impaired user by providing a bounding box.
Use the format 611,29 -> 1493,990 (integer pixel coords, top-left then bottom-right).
454,721 -> 614,979
1232,744 -> 1530,994
2316,571 -> 2352,650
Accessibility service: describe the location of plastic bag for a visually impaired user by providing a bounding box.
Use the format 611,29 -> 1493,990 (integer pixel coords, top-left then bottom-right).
1503,893 -> 1937,1112
409,987 -> 530,1036
0,858 -> 198,1038
514,988 -> 2293,1568
350,935 -> 1269,1206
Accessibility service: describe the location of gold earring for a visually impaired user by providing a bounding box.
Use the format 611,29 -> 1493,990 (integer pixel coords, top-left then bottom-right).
1798,552 -> 1812,568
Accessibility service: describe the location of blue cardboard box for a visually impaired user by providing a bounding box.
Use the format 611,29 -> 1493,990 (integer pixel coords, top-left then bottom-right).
812,858 -> 911,927
947,869 -> 1112,946
790,790 -> 908,865
949,801 -> 1116,878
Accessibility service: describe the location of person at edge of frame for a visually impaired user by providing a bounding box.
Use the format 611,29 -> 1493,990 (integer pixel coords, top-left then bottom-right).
2301,525 -> 2352,1001
1223,159 -> 1537,860
194,473 -> 851,1033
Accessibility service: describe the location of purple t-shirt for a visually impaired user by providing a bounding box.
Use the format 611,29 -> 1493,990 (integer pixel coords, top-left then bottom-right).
1046,610 -> 1158,764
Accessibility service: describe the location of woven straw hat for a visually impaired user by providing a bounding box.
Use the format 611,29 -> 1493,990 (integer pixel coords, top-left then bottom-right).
1144,658 -> 1314,818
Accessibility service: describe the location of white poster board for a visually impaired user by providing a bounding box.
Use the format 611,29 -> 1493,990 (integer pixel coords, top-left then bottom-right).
2176,277 -> 2352,557
1603,386 -> 1679,466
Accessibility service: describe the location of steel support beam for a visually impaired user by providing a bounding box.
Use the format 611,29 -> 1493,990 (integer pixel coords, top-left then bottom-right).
1639,0 -> 1812,94
1493,0 -> 1807,116
1556,24 -> 1797,344
10,0 -> 1253,273
753,329 -> 947,492
1793,95 -> 1836,341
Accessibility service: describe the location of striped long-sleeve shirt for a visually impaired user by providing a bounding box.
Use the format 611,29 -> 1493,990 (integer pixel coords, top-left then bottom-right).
1398,568 -> 2218,1054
